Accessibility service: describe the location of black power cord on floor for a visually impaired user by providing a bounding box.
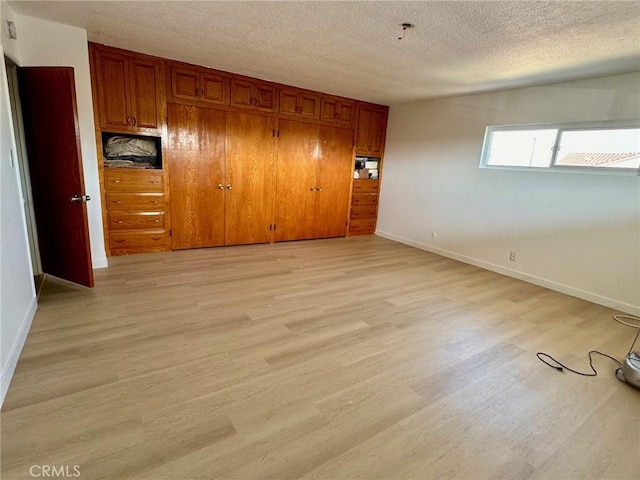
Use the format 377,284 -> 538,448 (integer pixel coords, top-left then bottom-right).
536,351 -> 623,376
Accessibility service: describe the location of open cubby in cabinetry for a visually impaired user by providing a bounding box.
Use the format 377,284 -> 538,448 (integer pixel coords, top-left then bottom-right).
101,132 -> 162,170
349,156 -> 381,235
100,132 -> 169,255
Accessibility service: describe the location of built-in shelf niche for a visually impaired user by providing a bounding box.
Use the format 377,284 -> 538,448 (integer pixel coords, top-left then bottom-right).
102,132 -> 162,170
354,155 -> 380,179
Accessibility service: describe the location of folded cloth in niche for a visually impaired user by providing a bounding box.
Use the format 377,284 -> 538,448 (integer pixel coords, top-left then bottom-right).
105,136 -> 157,158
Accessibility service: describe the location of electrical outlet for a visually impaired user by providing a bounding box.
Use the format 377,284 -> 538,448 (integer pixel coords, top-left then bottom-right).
509,251 -> 516,261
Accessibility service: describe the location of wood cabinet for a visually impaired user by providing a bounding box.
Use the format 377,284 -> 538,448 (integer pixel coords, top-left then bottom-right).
230,78 -> 277,112
167,105 -> 276,249
349,179 -> 380,235
92,45 -> 164,134
167,103 -> 226,249
91,43 -> 390,256
320,96 -> 356,126
168,62 -> 230,106
280,88 -> 320,120
103,169 -> 169,255
356,104 -> 388,155
275,119 -> 353,241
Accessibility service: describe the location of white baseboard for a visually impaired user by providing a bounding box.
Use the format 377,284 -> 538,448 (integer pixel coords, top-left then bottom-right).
1,296 -> 37,406
376,230 -> 640,317
93,254 -> 108,269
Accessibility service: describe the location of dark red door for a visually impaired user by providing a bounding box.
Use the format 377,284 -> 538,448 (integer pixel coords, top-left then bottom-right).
18,67 -> 94,287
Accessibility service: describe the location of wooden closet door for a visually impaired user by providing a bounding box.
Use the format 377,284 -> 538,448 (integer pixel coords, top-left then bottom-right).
275,119 -> 319,241
167,103 -> 226,249
314,125 -> 354,238
225,112 -> 275,245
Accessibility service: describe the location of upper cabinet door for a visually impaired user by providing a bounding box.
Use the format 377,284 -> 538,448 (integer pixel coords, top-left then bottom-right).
230,78 -> 255,108
356,105 -> 372,153
368,107 -> 388,155
94,49 -> 131,130
320,96 -> 356,126
169,64 -> 200,101
200,71 -> 229,105
92,45 -> 164,134
335,100 -> 356,125
129,57 -> 162,131
230,78 -> 277,113
280,88 -> 319,119
279,89 -> 299,116
253,82 -> 277,112
168,62 -> 230,106
356,104 -> 388,155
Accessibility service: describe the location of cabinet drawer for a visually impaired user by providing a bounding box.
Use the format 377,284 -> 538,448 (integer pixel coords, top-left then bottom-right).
349,219 -> 375,235
109,212 -> 165,230
353,180 -> 379,193
110,230 -> 169,255
104,169 -> 163,191
106,193 -> 165,211
350,206 -> 377,220
351,194 -> 378,206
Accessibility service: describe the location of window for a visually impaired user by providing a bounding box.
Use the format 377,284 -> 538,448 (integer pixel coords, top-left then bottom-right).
480,121 -> 640,174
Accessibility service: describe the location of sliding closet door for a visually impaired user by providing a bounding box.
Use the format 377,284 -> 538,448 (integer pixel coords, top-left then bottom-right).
313,125 -> 354,238
225,112 -> 275,245
167,103 -> 226,249
275,119 -> 318,241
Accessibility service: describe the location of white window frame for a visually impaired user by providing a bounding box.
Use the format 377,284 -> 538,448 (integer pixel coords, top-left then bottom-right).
479,119 -> 640,176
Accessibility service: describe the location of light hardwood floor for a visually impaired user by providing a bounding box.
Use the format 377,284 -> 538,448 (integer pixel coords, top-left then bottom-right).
2,236 -> 638,479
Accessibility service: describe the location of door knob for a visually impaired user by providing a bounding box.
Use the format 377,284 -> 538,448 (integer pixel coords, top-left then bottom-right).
226,184 -> 233,190
217,184 -> 224,190
70,194 -> 91,203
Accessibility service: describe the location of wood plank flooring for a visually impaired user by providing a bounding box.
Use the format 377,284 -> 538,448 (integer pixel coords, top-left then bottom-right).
2,236 -> 638,479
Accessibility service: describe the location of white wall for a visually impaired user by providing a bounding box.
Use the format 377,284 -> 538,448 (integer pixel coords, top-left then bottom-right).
1,0 -> 19,62
14,14 -> 107,268
0,2 -> 37,403
378,73 -> 640,315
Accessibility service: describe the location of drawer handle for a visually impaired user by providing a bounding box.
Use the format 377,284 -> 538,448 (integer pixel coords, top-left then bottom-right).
112,180 -> 120,183
114,201 -> 122,204
150,181 -> 159,184
117,221 -> 123,224
150,201 -> 159,205
151,237 -> 162,241
114,239 -> 125,243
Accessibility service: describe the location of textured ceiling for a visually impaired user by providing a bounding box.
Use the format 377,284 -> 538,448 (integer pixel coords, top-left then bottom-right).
8,0 -> 640,105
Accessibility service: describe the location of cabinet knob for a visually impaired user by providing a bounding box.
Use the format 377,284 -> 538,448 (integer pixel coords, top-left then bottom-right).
217,183 -> 225,190
226,184 -> 233,190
